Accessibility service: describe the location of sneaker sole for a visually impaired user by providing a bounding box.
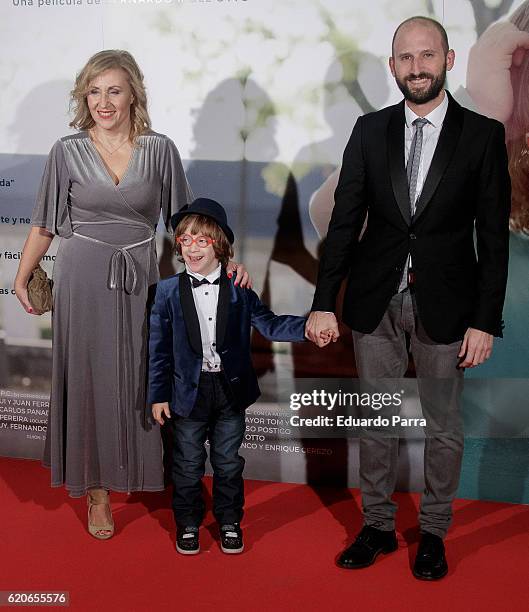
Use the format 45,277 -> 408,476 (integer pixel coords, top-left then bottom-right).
221,544 -> 244,554
176,544 -> 200,555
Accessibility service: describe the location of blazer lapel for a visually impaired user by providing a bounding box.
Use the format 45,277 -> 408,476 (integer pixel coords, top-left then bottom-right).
215,268 -> 230,351
387,100 -> 411,226
413,92 -> 463,221
178,272 -> 203,357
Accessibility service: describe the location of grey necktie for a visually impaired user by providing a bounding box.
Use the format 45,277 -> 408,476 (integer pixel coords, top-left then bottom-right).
407,117 -> 428,215
399,117 -> 428,291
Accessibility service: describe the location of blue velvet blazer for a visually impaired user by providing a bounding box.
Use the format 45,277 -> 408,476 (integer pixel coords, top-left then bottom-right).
148,269 -> 306,416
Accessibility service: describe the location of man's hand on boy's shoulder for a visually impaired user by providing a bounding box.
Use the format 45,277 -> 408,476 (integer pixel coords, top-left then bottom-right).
226,261 -> 252,288
152,402 -> 171,426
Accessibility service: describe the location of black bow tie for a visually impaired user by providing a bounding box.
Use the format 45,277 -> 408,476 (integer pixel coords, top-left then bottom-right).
189,275 -> 220,288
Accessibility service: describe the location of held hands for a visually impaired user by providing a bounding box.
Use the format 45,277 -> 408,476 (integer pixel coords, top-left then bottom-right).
318,328 -> 338,346
467,21 -> 529,122
305,311 -> 340,348
458,328 -> 493,368
152,402 -> 171,426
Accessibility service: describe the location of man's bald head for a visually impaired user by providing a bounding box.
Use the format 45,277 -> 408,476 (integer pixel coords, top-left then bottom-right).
392,16 -> 449,57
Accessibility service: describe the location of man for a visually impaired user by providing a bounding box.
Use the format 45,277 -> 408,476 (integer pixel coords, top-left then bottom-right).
306,16 -> 511,580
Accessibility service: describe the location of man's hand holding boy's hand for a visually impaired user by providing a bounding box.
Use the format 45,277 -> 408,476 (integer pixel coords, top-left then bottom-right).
318,329 -> 338,346
305,311 -> 340,347
306,323 -> 339,347
152,402 -> 171,425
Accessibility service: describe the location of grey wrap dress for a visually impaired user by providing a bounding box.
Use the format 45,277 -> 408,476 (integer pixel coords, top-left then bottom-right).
31,131 -> 193,497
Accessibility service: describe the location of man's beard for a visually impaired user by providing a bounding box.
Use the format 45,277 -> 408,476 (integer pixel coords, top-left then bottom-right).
395,66 -> 446,104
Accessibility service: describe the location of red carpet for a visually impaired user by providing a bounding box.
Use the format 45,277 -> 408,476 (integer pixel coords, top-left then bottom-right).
1,457 -> 528,611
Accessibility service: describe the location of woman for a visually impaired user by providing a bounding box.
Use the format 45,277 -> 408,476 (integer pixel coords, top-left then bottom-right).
14,50 -> 249,539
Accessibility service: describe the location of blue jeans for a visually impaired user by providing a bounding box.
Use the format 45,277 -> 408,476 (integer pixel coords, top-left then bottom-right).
170,372 -> 246,527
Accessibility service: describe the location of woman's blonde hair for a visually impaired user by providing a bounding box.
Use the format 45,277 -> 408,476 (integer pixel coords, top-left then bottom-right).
69,49 -> 151,142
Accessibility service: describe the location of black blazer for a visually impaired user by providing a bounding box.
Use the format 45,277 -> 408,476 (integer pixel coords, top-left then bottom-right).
148,269 -> 306,416
311,92 -> 511,343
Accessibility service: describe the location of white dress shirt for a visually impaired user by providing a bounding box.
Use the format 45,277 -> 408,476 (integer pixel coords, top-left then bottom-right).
186,263 -> 222,372
404,92 -> 448,204
399,92 -> 449,291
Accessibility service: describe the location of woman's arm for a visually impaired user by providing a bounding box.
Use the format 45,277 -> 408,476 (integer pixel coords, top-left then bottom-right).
14,227 -> 54,314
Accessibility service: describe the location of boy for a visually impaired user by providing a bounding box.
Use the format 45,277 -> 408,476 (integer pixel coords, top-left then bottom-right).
148,198 -> 329,555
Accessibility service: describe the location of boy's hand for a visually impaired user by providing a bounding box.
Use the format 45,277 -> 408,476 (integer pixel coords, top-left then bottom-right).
306,311 -> 340,347
319,328 -> 337,346
152,402 -> 171,425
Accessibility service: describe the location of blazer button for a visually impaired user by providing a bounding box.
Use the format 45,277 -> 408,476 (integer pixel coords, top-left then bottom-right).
409,233 -> 417,240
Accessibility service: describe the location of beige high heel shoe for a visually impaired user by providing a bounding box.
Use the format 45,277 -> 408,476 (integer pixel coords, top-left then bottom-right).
87,489 -> 114,540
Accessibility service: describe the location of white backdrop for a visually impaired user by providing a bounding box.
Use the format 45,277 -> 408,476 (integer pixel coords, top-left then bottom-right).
1,0 -> 528,502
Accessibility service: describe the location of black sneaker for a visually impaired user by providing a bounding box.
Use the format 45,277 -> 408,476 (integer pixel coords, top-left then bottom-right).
219,523 -> 244,554
176,526 -> 200,555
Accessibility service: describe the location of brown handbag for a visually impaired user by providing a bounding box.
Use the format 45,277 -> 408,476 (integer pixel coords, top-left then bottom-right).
27,265 -> 53,314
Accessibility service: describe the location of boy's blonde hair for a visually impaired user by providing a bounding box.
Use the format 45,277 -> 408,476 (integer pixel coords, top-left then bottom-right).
174,214 -> 234,268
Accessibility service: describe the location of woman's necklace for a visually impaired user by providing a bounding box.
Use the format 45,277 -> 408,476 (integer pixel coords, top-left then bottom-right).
90,130 -> 131,156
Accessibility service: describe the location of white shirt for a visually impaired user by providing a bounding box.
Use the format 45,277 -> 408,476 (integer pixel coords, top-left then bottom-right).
186,263 -> 222,372
399,92 -> 448,291
404,92 -> 449,204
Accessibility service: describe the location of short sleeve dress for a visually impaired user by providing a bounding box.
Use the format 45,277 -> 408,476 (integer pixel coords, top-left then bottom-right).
31,131 -> 193,497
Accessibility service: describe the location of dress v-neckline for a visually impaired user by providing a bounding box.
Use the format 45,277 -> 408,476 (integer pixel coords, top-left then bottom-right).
87,133 -> 137,187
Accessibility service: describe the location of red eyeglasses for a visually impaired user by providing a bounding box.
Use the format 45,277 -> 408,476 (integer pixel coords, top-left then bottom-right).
176,234 -> 216,248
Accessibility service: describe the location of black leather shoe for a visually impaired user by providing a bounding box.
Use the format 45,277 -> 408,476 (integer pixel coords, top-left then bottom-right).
337,526 -> 398,569
412,533 -> 448,580
220,523 -> 244,554
176,526 -> 200,555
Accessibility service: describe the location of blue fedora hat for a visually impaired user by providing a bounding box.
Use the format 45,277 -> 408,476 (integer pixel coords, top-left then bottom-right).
170,197 -> 234,244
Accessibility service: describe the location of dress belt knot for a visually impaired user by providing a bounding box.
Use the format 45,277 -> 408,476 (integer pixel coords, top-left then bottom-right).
72,229 -> 154,294
109,246 -> 139,294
